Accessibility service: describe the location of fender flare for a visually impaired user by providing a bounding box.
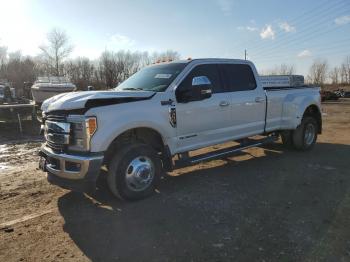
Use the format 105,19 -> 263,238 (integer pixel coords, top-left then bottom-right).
91,121 -> 171,153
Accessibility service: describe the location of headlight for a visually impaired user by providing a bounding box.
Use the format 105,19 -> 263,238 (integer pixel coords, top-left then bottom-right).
67,115 -> 97,152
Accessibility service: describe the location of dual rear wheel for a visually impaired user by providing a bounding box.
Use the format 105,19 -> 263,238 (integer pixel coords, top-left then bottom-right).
281,116 -> 318,150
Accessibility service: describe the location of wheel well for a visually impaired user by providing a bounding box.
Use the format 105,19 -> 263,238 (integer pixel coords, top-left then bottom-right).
303,105 -> 322,134
104,128 -> 171,167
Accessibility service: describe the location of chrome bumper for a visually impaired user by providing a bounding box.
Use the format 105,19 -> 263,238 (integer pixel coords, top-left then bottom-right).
39,145 -> 104,180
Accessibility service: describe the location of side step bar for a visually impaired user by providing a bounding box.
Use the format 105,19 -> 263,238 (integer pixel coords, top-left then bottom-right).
174,135 -> 279,168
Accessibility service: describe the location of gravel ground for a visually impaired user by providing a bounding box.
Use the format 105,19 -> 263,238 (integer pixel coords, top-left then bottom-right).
0,99 -> 350,262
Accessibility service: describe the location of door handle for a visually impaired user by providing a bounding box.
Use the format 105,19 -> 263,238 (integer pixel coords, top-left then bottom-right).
219,101 -> 230,107
255,97 -> 265,103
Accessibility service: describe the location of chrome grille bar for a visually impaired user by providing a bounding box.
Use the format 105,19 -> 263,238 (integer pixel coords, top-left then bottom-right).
44,115 -> 71,152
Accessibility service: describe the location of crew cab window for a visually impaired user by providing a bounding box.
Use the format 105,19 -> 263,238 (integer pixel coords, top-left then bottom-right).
178,64 -> 225,93
220,64 -> 257,91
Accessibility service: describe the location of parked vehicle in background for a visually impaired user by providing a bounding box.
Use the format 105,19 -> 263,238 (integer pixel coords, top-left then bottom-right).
321,90 -> 340,101
31,77 -> 76,105
38,58 -> 322,200
0,80 -> 36,124
320,88 -> 348,102
23,82 -> 34,100
0,84 -> 5,102
0,80 -> 16,103
334,89 -> 345,98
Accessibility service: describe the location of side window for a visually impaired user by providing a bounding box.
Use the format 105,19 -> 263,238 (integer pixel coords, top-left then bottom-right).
220,64 -> 257,91
178,64 -> 225,93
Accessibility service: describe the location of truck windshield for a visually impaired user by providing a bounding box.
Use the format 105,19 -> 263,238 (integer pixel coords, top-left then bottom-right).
116,63 -> 187,92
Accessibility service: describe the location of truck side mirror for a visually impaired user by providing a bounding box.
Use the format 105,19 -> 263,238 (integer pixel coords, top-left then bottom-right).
176,76 -> 212,103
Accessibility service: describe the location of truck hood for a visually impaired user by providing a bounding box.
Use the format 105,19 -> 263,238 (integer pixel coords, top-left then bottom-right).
41,90 -> 155,112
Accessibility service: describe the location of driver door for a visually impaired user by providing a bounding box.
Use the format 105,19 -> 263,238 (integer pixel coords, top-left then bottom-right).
175,63 -> 233,152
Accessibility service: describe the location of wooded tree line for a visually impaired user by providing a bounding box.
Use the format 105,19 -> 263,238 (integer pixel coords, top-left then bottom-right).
0,28 -> 180,90
304,58 -> 350,85
0,48 -> 180,90
262,58 -> 350,86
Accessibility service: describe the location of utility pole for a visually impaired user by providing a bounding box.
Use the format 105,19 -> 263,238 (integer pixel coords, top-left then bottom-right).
244,49 -> 247,60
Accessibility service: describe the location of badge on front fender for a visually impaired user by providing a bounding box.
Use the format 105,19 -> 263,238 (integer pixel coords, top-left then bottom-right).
169,106 -> 177,128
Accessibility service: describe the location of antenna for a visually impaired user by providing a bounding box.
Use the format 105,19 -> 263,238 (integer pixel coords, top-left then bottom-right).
244,49 -> 247,60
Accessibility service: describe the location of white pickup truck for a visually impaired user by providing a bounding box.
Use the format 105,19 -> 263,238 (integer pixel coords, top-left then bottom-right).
39,59 -> 322,200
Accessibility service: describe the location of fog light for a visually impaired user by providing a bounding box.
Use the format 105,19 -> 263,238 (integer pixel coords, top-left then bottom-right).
65,161 -> 81,172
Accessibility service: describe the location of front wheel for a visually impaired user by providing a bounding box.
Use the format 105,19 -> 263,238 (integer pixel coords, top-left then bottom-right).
107,143 -> 162,200
292,116 -> 318,151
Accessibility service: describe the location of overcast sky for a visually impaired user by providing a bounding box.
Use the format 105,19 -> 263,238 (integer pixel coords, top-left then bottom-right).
0,0 -> 349,75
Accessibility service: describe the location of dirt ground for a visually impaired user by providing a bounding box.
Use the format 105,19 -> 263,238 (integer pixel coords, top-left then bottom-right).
1,100 -> 350,262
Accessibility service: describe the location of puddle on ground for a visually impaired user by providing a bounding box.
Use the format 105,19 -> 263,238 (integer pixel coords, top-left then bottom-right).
0,163 -> 9,170
0,141 -> 42,172
0,145 -> 9,154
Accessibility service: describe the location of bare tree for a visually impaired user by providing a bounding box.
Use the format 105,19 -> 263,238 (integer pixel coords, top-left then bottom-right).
64,57 -> 95,90
0,51 -> 37,96
340,56 -> 350,84
150,50 -> 180,63
0,46 -> 8,78
0,46 -> 7,66
1,40 -> 181,91
329,66 -> 340,84
307,59 -> 328,85
279,64 -> 295,75
39,28 -> 73,76
97,50 -> 179,88
340,64 -> 347,84
260,64 -> 295,75
99,51 -> 118,88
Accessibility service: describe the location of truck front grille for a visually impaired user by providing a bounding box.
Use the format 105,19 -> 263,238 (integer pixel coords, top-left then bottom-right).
44,114 -> 70,153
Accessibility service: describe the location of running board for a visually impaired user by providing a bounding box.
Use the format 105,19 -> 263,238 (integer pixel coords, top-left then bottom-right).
174,135 -> 279,168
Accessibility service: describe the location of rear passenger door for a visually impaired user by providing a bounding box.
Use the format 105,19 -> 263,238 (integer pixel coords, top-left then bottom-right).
219,63 -> 266,138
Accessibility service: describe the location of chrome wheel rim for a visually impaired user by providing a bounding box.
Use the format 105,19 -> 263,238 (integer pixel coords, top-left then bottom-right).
125,156 -> 155,192
304,123 -> 316,146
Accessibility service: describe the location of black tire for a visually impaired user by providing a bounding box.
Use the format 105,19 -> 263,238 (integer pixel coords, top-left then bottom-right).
107,143 -> 162,200
292,116 -> 318,151
281,130 -> 294,148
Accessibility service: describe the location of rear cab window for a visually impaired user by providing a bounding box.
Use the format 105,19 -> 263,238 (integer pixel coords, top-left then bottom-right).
219,64 -> 257,92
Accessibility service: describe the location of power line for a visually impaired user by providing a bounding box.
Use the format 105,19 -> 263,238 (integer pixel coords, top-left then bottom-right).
250,20 -> 350,60
251,38 -> 350,61
253,48 -> 350,64
231,0 -> 347,53
250,5 -> 350,56
248,1 -> 348,51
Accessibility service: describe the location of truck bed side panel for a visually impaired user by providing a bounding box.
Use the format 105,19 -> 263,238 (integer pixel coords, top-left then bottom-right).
265,87 -> 321,132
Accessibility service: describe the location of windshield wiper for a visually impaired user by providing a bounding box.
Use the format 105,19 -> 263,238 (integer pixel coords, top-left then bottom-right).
122,87 -> 144,91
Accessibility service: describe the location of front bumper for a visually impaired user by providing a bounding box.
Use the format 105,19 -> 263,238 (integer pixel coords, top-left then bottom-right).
39,145 -> 104,192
